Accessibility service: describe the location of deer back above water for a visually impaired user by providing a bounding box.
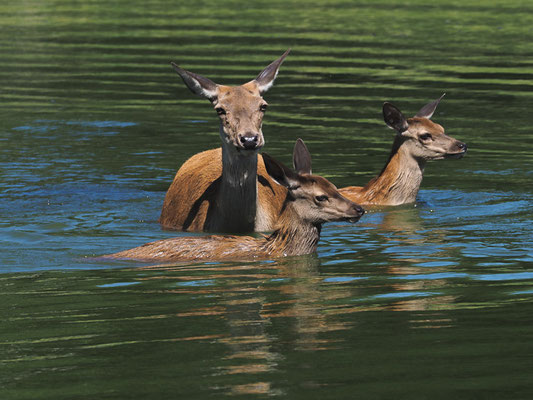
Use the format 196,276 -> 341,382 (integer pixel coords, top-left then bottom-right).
107,139 -> 364,262
159,50 -> 290,233
340,95 -> 467,206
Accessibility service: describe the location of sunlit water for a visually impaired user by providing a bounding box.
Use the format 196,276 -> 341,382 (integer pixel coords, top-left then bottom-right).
1,0 -> 533,398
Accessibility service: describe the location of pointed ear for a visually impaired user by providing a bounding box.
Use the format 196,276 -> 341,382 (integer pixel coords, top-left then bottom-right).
252,49 -> 290,95
262,152 -> 299,189
383,102 -> 408,133
293,138 -> 312,175
415,93 -> 446,119
171,62 -> 218,101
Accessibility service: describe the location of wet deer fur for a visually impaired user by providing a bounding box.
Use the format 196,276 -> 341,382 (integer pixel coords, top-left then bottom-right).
107,140 -> 364,262
339,95 -> 467,206
159,50 -> 290,233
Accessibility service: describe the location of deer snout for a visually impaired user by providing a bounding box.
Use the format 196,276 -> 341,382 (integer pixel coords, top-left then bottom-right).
445,140 -> 467,159
239,133 -> 260,150
345,203 -> 365,223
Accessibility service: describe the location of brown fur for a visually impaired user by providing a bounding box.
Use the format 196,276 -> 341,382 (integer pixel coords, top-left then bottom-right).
106,217 -> 318,263
159,149 -> 287,231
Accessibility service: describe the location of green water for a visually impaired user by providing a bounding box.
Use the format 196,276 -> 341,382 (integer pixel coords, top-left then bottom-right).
1,0 -> 533,398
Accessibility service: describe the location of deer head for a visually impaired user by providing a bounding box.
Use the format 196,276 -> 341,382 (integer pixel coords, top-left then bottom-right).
263,139 -> 365,225
170,49 -> 290,155
382,94 -> 467,160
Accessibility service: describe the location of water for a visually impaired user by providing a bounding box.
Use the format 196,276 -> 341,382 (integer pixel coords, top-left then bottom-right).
1,0 -> 533,398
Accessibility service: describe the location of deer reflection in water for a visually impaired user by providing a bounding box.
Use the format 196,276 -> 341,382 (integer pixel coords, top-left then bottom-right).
136,255 -> 355,396
360,205 -> 459,317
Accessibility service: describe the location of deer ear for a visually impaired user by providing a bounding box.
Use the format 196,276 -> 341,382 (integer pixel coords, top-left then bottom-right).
415,93 -> 445,119
262,152 -> 299,189
171,62 -> 218,101
252,49 -> 290,95
293,138 -> 312,175
383,102 -> 409,133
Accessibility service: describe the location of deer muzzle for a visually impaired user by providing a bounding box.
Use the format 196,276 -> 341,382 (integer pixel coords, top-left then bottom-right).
345,204 -> 365,223
238,132 -> 262,151
445,140 -> 467,159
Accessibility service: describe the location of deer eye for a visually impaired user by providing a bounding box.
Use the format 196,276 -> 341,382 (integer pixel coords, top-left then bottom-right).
419,133 -> 432,141
315,195 -> 329,202
215,107 -> 226,115
259,104 -> 268,112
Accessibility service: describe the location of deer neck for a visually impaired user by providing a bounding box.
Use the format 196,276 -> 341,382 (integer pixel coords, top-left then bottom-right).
363,137 -> 426,205
213,124 -> 258,232
263,201 -> 321,257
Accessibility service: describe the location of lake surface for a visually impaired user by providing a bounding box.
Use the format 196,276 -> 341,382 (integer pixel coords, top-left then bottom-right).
1,0 -> 533,398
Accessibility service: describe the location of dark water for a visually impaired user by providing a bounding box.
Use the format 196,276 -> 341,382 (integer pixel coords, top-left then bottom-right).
1,0 -> 533,398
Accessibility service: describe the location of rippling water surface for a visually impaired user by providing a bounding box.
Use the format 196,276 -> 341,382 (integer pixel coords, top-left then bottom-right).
1,0 -> 533,398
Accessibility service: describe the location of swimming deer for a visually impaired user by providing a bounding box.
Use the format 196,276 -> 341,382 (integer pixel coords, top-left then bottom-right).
159,50 -> 290,233
107,139 -> 364,262
339,95 -> 467,206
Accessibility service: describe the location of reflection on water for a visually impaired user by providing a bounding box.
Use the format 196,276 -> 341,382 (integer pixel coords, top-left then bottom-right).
3,251 -> 533,398
134,256 -> 342,395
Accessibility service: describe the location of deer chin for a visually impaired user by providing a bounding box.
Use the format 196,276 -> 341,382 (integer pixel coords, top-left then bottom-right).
444,150 -> 467,159
233,145 -> 260,155
344,216 -> 362,223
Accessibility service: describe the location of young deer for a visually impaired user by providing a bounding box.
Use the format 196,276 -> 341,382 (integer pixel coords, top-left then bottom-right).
339,95 -> 467,206
107,140 -> 364,262
159,50 -> 290,233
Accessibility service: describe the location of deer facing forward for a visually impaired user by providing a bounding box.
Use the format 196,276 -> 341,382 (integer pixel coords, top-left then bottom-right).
340,95 -> 467,206
106,139 -> 364,262
159,50 -> 290,233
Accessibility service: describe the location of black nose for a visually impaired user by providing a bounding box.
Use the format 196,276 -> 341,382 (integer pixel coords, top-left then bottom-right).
240,134 -> 259,150
457,142 -> 467,151
355,205 -> 365,217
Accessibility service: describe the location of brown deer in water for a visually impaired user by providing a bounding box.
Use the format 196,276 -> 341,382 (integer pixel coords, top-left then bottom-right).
159,50 -> 290,233
107,139 -> 364,262
339,95 -> 467,206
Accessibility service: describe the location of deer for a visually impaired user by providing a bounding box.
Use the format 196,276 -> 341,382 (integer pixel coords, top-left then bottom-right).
106,139 -> 365,263
339,95 -> 467,206
159,50 -> 290,233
